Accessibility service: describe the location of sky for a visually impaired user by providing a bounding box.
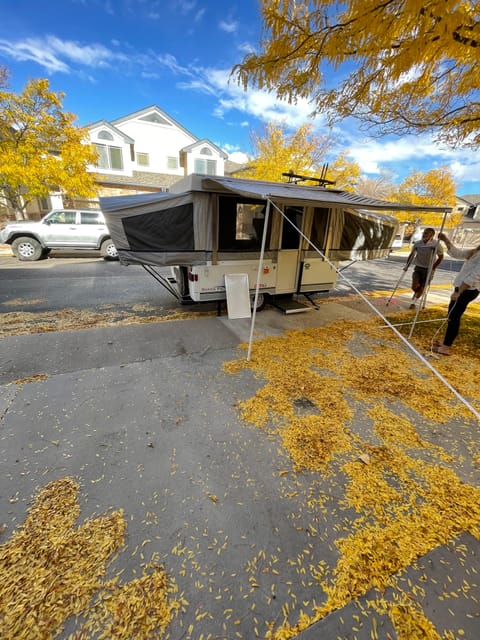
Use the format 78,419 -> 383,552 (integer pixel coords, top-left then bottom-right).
0,0 -> 479,197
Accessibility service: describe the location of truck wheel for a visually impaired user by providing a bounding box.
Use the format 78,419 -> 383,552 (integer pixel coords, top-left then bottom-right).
11,237 -> 43,261
101,239 -> 118,260
251,292 -> 267,311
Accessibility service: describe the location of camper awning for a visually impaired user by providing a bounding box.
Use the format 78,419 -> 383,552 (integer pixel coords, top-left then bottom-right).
186,175 -> 451,214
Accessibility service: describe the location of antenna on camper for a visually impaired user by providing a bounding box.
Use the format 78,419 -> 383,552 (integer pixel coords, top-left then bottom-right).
282,165 -> 336,188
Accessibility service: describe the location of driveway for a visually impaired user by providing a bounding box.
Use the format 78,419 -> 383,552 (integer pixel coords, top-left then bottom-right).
1,285 -> 479,639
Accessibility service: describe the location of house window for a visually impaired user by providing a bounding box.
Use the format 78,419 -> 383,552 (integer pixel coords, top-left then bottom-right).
194,158 -> 217,175
39,197 -> 50,211
200,147 -> 212,155
139,113 -> 171,125
95,144 -> 124,170
136,152 -> 149,167
167,156 -> 178,169
98,130 -> 114,141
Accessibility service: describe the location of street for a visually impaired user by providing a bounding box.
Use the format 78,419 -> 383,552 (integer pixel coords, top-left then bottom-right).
0,250 -> 462,314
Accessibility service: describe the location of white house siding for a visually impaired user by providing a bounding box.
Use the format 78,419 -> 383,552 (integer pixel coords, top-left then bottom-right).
114,118 -> 194,177
86,107 -> 228,195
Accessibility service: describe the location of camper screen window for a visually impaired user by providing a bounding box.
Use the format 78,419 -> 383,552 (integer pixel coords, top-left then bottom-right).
122,203 -> 194,251
339,210 -> 392,251
218,197 -> 267,251
310,208 -> 329,250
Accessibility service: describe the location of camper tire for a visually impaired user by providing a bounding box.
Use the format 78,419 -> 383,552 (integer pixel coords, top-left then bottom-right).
251,292 -> 267,311
101,239 -> 118,260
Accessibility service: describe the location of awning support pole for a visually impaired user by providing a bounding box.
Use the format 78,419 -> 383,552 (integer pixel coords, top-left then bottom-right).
247,199 -> 271,361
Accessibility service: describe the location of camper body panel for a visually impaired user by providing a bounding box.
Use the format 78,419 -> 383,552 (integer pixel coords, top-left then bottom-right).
185,260 -> 277,302
298,258 -> 338,291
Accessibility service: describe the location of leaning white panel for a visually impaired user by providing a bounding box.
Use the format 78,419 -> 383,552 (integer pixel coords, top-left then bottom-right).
224,273 -> 251,319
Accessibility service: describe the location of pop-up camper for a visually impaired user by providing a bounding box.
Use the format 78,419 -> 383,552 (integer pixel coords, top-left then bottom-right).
100,174 -> 447,311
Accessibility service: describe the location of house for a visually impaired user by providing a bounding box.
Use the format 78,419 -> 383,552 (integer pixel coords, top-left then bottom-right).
2,105 -> 230,219
456,194 -> 480,220
451,194 -> 480,247
86,105 -> 228,200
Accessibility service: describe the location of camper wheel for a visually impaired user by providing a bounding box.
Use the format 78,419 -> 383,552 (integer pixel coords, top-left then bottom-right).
251,292 -> 267,311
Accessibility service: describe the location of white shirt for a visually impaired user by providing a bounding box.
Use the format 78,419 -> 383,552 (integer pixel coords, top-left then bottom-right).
448,245 -> 480,290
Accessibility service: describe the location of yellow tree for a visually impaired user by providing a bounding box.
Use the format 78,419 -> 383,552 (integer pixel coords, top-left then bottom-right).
393,166 -> 459,229
356,170 -> 396,201
234,1 -> 480,147
243,122 -> 332,182
328,152 -> 360,191
0,78 -> 97,219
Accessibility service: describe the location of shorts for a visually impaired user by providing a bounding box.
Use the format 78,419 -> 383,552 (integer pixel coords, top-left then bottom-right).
412,266 -> 429,288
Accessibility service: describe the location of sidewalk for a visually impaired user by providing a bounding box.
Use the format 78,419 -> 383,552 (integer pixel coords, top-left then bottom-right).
0,293 -> 478,639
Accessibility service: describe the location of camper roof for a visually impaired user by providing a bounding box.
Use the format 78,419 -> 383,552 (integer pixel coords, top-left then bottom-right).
166,174 -> 451,214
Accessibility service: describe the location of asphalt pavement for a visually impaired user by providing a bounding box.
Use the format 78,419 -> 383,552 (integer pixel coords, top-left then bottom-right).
1,254 -> 479,639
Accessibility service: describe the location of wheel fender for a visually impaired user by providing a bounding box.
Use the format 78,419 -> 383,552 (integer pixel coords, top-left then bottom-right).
8,233 -> 46,248
97,235 -> 111,249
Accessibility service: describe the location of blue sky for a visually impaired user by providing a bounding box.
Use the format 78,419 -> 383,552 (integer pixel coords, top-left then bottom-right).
1,0 -> 479,196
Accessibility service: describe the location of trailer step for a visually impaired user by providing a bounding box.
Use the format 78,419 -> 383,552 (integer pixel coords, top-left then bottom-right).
271,299 -> 312,314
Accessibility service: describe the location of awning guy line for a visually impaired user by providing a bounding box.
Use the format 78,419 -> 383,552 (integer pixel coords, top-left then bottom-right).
247,199 -> 480,422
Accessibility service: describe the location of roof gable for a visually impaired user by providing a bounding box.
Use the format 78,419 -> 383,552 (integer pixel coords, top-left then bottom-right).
111,105 -> 198,141
181,138 -> 228,159
87,120 -> 135,144
459,194 -> 480,205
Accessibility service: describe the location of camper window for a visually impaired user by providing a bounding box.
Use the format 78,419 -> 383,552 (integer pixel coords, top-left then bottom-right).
218,197 -> 267,251
281,207 -> 303,249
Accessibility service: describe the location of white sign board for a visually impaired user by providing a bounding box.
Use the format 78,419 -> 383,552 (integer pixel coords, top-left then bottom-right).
225,273 -> 251,319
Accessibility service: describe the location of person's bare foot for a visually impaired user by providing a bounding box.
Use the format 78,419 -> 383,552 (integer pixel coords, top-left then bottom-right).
433,344 -> 451,355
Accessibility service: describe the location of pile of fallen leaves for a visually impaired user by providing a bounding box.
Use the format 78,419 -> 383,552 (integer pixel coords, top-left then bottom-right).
224,306 -> 480,639
0,302 -> 215,337
0,478 -> 185,640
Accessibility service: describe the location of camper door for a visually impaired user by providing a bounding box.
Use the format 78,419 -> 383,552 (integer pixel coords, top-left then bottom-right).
299,206 -> 338,292
276,206 -> 304,293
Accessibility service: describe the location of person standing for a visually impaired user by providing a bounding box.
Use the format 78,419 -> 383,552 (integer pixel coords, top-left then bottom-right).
404,228 -> 444,309
432,233 -> 480,355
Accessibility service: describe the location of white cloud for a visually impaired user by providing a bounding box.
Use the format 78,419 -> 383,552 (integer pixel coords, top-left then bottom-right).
0,35 -> 124,73
219,20 -> 239,34
173,0 -> 197,14
228,150 -> 249,163
342,133 -> 480,191
201,67 -> 317,128
155,53 -> 194,77
450,160 -> 480,186
0,38 -> 70,73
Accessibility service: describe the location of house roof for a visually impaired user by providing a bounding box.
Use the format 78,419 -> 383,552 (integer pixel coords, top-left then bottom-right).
459,194 -> 480,205
86,120 -> 135,144
181,138 -> 228,159
111,105 -> 198,142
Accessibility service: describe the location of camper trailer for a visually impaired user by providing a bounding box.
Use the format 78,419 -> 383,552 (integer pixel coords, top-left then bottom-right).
100,174 -> 446,311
